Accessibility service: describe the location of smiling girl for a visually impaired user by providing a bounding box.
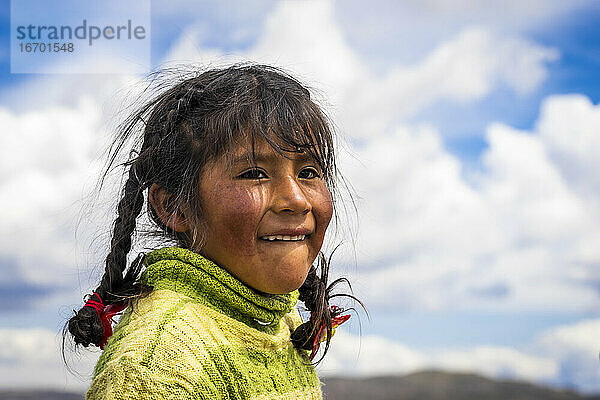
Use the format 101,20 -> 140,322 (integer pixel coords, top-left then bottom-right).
65,64 -> 359,400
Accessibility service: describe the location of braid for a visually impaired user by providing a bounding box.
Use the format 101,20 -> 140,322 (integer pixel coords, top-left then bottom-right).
290,265 -> 325,351
290,249 -> 362,363
67,163 -> 146,347
290,245 -> 366,364
66,87 -> 191,348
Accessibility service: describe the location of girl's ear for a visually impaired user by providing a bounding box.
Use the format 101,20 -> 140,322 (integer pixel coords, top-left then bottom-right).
148,183 -> 189,232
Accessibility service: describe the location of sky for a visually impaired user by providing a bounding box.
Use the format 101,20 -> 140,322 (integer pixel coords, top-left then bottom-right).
1,0 -> 600,394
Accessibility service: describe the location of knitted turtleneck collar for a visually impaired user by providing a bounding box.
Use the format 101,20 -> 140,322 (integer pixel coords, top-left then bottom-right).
140,246 -> 299,333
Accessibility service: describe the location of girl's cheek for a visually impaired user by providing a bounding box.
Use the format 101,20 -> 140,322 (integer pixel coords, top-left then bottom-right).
209,183 -> 265,255
312,185 -> 334,244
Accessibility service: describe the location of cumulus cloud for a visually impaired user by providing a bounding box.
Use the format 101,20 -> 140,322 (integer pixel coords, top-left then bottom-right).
342,27 -> 558,135
534,319 -> 600,393
319,329 -> 557,382
0,328 -> 98,391
434,346 -> 557,382
0,91 -> 150,311
335,0 -> 588,69
0,98 -> 104,286
161,0 -> 367,109
537,95 -> 600,211
317,331 -> 428,377
162,1 -> 558,139
350,93 -> 600,313
321,319 -> 600,393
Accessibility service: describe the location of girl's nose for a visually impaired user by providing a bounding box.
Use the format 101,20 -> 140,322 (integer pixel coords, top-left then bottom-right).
272,176 -> 311,215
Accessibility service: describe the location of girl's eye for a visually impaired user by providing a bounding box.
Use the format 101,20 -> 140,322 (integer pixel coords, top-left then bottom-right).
238,168 -> 267,180
299,167 -> 321,179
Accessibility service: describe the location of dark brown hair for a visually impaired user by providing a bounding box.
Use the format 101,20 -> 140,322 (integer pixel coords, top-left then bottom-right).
64,63 -> 361,363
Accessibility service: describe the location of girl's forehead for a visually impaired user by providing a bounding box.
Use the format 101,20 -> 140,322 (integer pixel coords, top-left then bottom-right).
232,134 -> 274,154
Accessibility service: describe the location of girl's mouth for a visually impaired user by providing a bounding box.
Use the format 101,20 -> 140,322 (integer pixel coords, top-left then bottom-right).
259,235 -> 307,242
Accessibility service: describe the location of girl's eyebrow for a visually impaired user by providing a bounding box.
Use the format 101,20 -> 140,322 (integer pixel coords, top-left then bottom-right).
231,151 -> 314,166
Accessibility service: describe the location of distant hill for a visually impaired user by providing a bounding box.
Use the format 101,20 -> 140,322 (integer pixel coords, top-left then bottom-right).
1,370 -> 598,399
322,370 -> 600,400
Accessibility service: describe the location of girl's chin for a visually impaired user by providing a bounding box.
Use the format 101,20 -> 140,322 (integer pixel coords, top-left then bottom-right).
254,264 -> 312,295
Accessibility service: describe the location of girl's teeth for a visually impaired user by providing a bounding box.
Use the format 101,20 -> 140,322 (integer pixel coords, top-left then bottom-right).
261,235 -> 306,241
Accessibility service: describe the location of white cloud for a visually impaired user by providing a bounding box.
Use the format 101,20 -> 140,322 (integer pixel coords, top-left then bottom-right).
318,330 -> 557,384
434,346 -> 557,382
0,98 -> 106,285
318,330 -> 427,377
397,27 -> 556,102
321,318 -> 600,393
340,27 -> 557,143
0,328 -> 98,391
343,93 -> 600,314
534,319 -> 600,393
345,35 -> 551,147
161,0 -> 367,110
334,0 -> 587,69
319,330 -> 557,384
162,1 -> 558,139
537,95 -> 600,211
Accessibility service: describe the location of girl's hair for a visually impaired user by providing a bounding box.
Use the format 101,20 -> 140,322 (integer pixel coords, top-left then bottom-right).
65,63 -> 361,362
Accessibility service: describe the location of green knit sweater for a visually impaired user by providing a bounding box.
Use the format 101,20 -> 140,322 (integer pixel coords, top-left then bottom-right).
87,246 -> 322,400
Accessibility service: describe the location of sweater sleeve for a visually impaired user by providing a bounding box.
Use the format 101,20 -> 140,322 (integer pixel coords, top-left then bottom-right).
86,354 -> 204,400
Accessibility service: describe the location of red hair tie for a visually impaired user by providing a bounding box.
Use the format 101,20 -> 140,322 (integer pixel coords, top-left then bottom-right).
309,305 -> 350,361
83,293 -> 128,349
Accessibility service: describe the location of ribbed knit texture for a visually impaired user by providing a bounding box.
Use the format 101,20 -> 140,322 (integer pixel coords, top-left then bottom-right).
87,246 -> 322,400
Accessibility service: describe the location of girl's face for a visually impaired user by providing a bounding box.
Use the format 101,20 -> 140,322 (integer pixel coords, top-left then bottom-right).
196,135 -> 333,294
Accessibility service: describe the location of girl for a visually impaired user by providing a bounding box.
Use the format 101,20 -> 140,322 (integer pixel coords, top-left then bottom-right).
65,64 -> 360,400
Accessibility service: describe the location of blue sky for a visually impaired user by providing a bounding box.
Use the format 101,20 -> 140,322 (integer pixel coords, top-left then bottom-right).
1,0 -> 600,394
